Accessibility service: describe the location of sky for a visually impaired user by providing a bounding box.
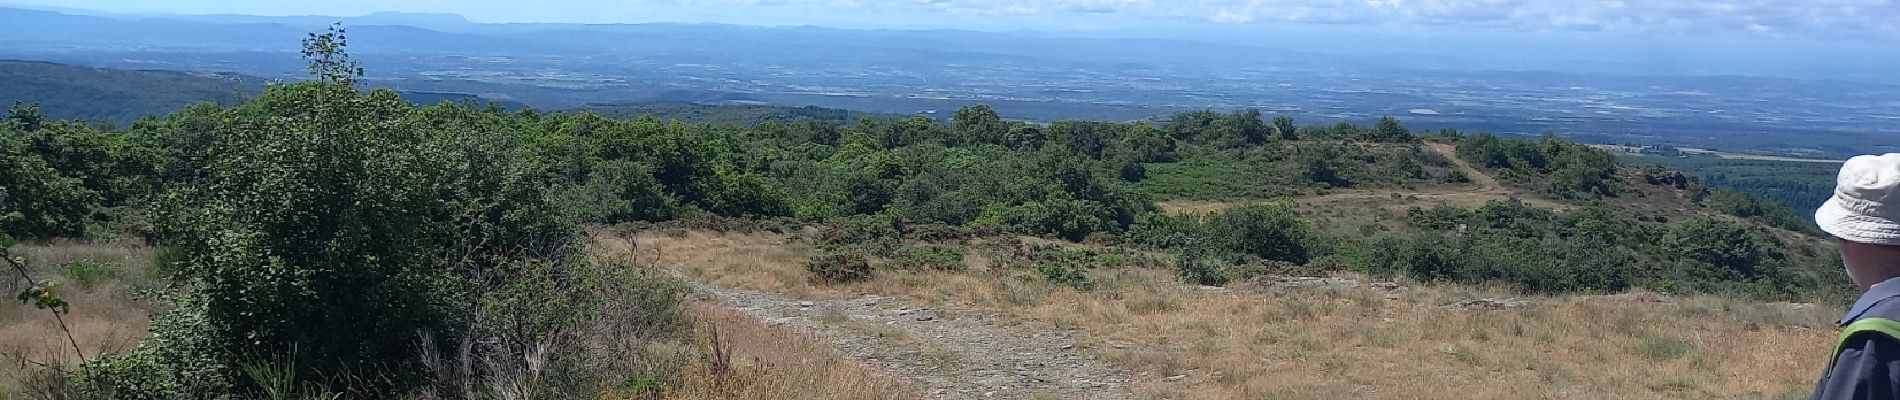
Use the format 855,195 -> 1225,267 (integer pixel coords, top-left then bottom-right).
8,0 -> 1898,79
7,0 -> 1897,43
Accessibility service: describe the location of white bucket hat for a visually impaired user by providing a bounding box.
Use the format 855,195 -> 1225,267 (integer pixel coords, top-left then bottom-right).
1817,153 -> 1900,245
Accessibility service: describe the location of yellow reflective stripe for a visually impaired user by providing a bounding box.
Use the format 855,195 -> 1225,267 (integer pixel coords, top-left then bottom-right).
1830,318 -> 1900,372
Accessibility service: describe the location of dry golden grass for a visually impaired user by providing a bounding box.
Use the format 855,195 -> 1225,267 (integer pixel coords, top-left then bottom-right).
631,230 -> 1840,400
1046,284 -> 1831,400
588,230 -> 921,398
604,229 -> 835,300
1,241 -> 156,399
669,303 -> 914,400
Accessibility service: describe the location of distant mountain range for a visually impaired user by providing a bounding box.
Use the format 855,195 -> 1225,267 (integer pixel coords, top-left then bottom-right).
0,5 -> 1371,71
0,60 -> 522,123
0,59 -> 893,126
3,5 -> 1896,159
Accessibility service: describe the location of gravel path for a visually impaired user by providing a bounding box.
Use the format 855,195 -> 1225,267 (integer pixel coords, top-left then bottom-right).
694,282 -> 1138,400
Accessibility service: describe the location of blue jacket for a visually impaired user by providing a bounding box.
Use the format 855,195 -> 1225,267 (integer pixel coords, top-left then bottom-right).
1813,277 -> 1900,400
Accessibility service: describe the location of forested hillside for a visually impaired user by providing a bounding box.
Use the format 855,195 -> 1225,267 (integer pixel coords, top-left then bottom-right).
0,60 -> 257,123
0,35 -> 1850,399
0,60 -> 521,123
1624,155 -> 1838,214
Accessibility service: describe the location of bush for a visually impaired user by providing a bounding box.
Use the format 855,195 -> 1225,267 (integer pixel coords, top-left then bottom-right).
815,214 -> 901,247
1175,247 -> 1229,286
1125,212 -> 1199,249
559,160 -> 677,223
55,259 -> 122,289
1036,259 -> 1096,291
1666,216 -> 1779,283
1392,233 -> 1460,282
121,79 -> 582,397
1204,203 -> 1313,264
807,253 -> 873,284
1003,191 -> 1113,242
0,131 -> 100,240
904,223 -> 970,243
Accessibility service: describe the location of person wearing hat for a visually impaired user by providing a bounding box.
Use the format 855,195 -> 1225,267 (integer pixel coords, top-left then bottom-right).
1811,153 -> 1900,399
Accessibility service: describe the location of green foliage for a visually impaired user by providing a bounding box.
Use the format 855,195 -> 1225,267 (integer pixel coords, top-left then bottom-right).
1204,203 -> 1313,264
1632,156 -> 1835,213
140,80 -> 578,395
1370,116 -> 1417,143
806,252 -> 874,284
0,33 -> 1863,397
1124,204 -> 1313,285
1036,260 -> 1096,291
1136,141 -> 1440,200
300,24 -> 364,85
1272,116 -> 1297,141
1706,188 -> 1816,234
0,61 -> 258,124
14,282 -> 70,314
1664,216 -> 1784,286
1456,133 -> 1620,199
558,160 -> 678,223
64,36 -> 640,397
1,109 -> 117,240
1174,245 -> 1229,286
56,259 -> 119,289
1125,212 -> 1201,249
1371,200 -> 1825,298
952,104 -> 1008,146
1137,155 -> 1305,199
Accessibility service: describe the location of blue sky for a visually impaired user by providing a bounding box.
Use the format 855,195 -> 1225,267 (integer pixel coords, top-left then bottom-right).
8,0 -> 1897,43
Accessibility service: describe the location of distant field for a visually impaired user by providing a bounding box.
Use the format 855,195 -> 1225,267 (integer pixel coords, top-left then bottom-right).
1675,148 -> 1844,163
1620,154 -> 1839,213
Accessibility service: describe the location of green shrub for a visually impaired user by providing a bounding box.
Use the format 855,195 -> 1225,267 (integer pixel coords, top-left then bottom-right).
903,223 -> 970,243
1037,260 -> 1096,291
130,77 -> 581,396
1205,202 -> 1313,264
807,253 -> 874,284
816,214 -> 901,247
56,259 -> 121,289
1175,247 -> 1230,286
1392,233 -> 1460,282
0,126 -> 100,240
1126,211 -> 1200,249
558,160 -> 677,223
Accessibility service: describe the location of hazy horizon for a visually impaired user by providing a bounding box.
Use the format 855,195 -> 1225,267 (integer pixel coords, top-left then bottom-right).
8,0 -> 1896,42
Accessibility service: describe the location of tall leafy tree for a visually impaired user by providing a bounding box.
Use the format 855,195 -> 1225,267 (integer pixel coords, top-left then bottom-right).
1273,115 -> 1297,140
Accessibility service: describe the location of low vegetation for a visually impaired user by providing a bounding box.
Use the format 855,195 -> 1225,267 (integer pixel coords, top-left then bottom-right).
0,28 -> 1852,399
632,229 -> 1838,400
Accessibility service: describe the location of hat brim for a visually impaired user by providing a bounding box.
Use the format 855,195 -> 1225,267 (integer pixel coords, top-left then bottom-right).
1817,196 -> 1900,245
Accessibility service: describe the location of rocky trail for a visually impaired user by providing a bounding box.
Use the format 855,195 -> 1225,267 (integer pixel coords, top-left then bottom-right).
691,282 -> 1138,400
